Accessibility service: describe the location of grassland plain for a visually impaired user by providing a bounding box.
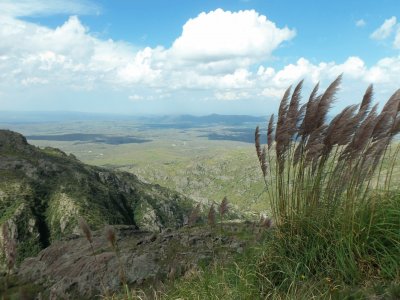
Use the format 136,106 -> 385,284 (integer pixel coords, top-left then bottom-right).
1,117 -> 399,216
1,120 -> 269,214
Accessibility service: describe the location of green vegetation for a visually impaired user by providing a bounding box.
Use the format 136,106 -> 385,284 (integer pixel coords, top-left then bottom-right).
0,130 -> 193,271
159,78 -> 400,299
4,121 -> 267,213
162,191 -> 399,299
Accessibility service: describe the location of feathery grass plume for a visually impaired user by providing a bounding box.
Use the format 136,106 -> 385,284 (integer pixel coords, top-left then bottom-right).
315,74 -> 342,128
286,80 -> 303,137
304,125 -> 327,166
342,105 -> 378,159
390,115 -> 400,136
188,204 -> 201,227
296,103 -> 307,128
104,225 -> 128,294
219,196 -> 229,232
255,125 -> 262,164
255,123 -> 268,177
275,86 -> 292,165
105,225 -> 117,249
261,217 -> 272,229
323,105 -> 352,150
299,83 -> 320,138
382,89 -> 400,115
78,217 -> 111,296
79,217 -> 92,243
357,84 -> 373,121
386,90 -> 400,138
219,196 -> 229,217
259,215 -> 272,229
324,105 -> 359,154
371,112 -> 393,141
207,204 -> 216,227
337,107 -> 364,146
256,76 -> 400,228
293,142 -> 303,165
267,114 -> 274,150
260,146 -> 268,177
294,84 -> 321,165
372,89 -> 400,141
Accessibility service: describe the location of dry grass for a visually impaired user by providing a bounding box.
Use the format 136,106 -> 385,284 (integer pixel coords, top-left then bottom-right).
256,76 -> 400,226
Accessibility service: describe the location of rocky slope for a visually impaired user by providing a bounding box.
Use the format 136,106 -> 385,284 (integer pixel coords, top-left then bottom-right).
0,130 -> 193,271
4,223 -> 257,299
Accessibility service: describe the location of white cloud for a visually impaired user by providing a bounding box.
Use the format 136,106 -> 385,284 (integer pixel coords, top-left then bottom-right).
215,90 -> 249,101
21,77 -> 49,86
128,94 -> 144,102
370,16 -> 397,40
0,0 -> 100,17
256,55 -> 400,105
356,19 -> 366,27
0,7 -> 399,111
170,9 -> 295,63
261,87 -> 285,99
365,56 -> 400,83
394,28 -> 400,49
0,15 -> 159,88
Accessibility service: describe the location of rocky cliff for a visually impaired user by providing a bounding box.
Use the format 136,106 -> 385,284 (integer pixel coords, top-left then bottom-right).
0,130 -> 193,271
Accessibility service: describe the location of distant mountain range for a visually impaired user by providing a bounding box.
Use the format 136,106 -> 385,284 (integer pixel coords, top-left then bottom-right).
0,111 -> 266,125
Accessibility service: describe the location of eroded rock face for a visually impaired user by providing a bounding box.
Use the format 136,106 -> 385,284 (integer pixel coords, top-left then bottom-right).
0,130 -> 193,270
15,224 -> 251,299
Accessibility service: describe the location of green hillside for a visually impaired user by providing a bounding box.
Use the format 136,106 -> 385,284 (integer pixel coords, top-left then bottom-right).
0,130 -> 193,271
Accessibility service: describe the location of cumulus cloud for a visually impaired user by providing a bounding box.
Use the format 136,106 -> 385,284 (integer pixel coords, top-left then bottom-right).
0,6 -> 400,111
171,9 -> 295,63
0,15 -> 158,88
256,55 -> 400,105
2,9 -> 293,91
355,19 -> 366,27
370,16 -> 397,40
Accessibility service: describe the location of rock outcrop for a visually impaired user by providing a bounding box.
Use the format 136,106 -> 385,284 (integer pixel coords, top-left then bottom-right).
0,130 -> 193,271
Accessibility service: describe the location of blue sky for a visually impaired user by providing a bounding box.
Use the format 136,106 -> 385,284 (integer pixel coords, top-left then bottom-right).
0,0 -> 399,115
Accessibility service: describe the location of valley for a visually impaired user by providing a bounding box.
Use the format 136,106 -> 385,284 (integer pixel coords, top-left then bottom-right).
0,114 -> 269,214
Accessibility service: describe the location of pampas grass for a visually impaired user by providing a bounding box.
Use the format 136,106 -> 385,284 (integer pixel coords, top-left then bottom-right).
219,197 -> 229,232
79,217 -> 110,297
255,76 -> 400,227
207,204 -> 216,227
188,204 -> 200,227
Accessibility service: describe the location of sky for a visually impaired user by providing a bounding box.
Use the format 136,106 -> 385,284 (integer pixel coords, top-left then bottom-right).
0,0 -> 399,116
